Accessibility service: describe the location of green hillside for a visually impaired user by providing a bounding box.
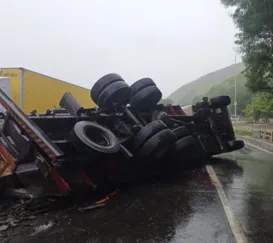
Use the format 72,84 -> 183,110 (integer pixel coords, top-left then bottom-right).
205,73 -> 252,115
167,63 -> 245,106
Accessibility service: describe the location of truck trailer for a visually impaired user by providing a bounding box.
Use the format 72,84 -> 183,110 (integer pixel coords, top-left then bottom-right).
0,68 -> 96,114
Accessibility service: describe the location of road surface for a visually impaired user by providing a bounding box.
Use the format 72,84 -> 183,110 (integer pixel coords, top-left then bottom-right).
1,144 -> 273,243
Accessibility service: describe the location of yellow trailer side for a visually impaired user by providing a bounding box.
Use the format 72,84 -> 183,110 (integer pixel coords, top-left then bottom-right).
0,68 -> 21,107
23,69 -> 95,113
0,68 -> 96,114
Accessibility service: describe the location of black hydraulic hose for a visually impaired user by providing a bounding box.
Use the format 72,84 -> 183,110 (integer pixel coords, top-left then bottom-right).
123,106 -> 144,128
169,118 -> 189,127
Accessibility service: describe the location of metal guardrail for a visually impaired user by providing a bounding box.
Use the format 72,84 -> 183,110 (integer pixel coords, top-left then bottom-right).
259,129 -> 273,142
234,127 -> 252,132
233,122 -> 273,142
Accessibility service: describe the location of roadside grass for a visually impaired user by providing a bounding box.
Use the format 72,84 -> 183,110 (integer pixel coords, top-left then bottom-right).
234,129 -> 253,137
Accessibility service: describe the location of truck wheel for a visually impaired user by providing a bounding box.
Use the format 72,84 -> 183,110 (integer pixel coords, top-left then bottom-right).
227,140 -> 244,151
97,81 -> 130,108
210,96 -> 231,108
91,73 -> 124,104
173,136 -> 197,153
172,126 -> 190,140
70,121 -> 120,155
130,86 -> 162,111
138,129 -> 176,160
130,78 -> 156,98
134,120 -> 167,149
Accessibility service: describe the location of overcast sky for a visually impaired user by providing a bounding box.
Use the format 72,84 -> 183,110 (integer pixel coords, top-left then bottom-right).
0,0 -> 240,97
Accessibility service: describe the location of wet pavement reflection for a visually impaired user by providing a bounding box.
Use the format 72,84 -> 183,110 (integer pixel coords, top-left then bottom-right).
214,145 -> 273,243
1,170 -> 234,243
2,144 -> 273,243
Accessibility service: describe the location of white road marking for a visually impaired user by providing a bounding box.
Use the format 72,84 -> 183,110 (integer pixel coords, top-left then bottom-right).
206,165 -> 248,243
244,141 -> 273,155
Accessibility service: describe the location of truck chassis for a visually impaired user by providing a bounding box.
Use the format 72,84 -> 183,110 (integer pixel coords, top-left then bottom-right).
0,74 -> 244,197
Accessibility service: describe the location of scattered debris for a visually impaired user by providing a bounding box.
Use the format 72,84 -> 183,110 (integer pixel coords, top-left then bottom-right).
28,215 -> 36,220
5,188 -> 34,200
31,221 -> 54,236
110,189 -> 119,196
10,221 -> 17,227
77,188 -> 120,212
95,196 -> 109,205
78,203 -> 106,212
0,195 -> 72,232
0,224 -> 9,232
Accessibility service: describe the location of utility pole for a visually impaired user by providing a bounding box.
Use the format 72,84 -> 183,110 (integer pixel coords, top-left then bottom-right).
251,94 -> 254,135
234,55 -> 237,121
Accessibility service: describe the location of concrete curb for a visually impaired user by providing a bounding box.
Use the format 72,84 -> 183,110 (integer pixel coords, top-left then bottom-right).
237,135 -> 273,153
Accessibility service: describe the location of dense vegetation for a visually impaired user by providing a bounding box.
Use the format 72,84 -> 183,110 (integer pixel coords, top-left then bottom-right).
194,73 -> 273,122
205,73 -> 252,115
221,0 -> 273,93
243,93 -> 273,122
220,0 -> 273,122
166,0 -> 273,122
166,63 -> 251,115
167,63 -> 244,106
166,65 -> 273,121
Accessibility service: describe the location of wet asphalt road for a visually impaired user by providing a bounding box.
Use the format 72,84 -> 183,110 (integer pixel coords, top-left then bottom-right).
213,145 -> 273,243
1,144 -> 273,243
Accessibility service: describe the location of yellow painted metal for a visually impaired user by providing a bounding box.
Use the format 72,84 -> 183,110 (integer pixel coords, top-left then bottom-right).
0,68 -> 21,108
1,68 -> 96,114
23,70 -> 96,113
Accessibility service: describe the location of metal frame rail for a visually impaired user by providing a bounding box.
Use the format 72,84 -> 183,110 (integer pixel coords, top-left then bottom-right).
0,90 -> 71,194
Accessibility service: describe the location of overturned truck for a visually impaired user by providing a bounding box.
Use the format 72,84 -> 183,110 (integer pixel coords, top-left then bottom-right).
0,74 -> 244,197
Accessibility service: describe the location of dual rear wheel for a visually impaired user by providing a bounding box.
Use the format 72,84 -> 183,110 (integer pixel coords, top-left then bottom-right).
91,74 -> 162,110
90,73 -> 131,108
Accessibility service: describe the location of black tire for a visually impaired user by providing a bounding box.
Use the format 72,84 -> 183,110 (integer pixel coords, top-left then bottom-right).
134,120 -> 167,149
91,73 -> 124,104
227,140 -> 244,151
174,136 -> 207,164
70,121 -> 120,154
172,126 -> 190,140
210,96 -> 231,108
97,81 -> 130,108
130,78 -> 156,98
130,86 -> 162,110
173,136 -> 197,153
138,129 -> 176,159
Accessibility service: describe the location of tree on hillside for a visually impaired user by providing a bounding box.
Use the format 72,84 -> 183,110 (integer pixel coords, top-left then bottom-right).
221,0 -> 273,93
255,93 -> 273,121
243,93 -> 273,122
243,103 -> 260,122
206,74 -> 252,115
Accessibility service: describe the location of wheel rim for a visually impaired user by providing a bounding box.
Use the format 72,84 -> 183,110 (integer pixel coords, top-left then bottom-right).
84,127 -> 111,147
